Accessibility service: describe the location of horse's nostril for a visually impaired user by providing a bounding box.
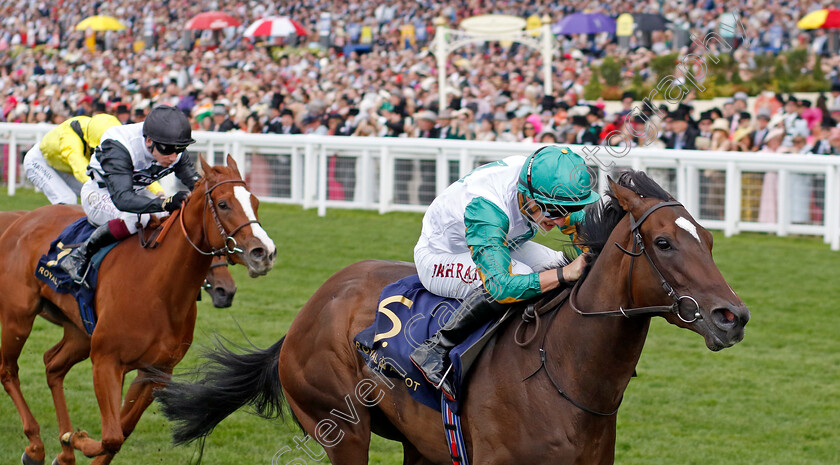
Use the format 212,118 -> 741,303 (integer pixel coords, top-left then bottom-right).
214,288 -> 227,298
250,247 -> 265,260
711,307 -> 738,329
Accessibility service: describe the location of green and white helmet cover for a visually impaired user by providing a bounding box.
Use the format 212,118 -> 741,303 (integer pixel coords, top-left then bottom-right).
516,145 -> 600,210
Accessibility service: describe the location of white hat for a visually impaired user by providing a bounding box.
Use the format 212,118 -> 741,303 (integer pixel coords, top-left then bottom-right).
416,110 -> 437,121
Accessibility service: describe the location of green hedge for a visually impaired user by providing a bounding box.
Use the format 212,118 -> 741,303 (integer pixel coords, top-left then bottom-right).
587,50 -> 831,101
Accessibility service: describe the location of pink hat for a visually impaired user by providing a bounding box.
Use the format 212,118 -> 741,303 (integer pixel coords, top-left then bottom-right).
525,114 -> 543,134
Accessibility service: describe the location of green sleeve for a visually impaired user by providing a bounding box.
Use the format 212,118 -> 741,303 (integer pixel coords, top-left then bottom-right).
464,197 -> 542,303
561,209 -> 586,254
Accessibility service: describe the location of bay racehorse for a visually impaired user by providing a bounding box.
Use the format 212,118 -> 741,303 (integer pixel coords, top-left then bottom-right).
157,171 -> 749,464
0,155 -> 275,465
0,209 -> 237,309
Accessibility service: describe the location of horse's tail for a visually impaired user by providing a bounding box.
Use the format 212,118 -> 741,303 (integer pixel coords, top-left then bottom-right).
156,335 -> 286,445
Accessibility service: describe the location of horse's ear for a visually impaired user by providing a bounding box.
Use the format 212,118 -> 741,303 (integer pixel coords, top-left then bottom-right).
199,155 -> 212,177
226,154 -> 241,177
608,176 -> 645,213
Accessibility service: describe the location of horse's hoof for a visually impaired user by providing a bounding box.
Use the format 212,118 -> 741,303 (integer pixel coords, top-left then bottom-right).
21,451 -> 45,465
59,432 -> 73,446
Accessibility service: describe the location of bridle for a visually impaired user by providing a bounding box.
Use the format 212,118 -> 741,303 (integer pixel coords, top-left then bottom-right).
180,179 -> 261,257
528,199 -> 703,417
202,257 -> 233,292
570,200 -> 702,324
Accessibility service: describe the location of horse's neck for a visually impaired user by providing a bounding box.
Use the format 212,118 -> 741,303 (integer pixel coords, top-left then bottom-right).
548,232 -> 651,412
152,200 -> 214,300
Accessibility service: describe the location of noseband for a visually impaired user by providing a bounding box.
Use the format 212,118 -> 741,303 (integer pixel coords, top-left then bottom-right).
570,200 -> 702,324
180,179 -> 261,257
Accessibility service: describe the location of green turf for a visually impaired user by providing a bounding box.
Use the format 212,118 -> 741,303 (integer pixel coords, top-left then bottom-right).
0,188 -> 837,464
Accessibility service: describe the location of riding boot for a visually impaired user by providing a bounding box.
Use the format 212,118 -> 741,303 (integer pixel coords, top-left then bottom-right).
60,223 -> 119,285
410,287 -> 505,400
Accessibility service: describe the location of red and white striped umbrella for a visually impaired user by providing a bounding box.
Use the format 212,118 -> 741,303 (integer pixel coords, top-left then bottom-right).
185,12 -> 241,30
243,17 -> 309,37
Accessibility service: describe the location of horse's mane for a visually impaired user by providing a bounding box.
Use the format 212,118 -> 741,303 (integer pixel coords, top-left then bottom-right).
576,170 -> 672,260
532,170 -> 673,310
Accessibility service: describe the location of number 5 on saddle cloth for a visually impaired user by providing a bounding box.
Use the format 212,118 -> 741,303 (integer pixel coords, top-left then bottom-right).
354,274 -> 514,413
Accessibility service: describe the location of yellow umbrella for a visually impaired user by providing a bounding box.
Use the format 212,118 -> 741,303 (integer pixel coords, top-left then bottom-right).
75,15 -> 126,32
797,9 -> 840,29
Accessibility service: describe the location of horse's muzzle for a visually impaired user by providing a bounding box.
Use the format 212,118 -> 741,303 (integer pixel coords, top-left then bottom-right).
244,246 -> 276,277
705,304 -> 750,350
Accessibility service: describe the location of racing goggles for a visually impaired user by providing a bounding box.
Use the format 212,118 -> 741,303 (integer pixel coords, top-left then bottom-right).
154,142 -> 188,155
539,202 -> 584,219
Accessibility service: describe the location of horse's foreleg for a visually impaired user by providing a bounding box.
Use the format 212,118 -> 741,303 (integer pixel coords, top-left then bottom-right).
44,325 -> 91,465
69,357 -> 125,458
0,305 -> 45,463
119,368 -> 168,437
402,442 -> 438,465
87,368 -> 172,465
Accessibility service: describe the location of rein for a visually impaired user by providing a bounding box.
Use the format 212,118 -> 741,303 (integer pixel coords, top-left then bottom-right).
570,200 -> 702,323
180,179 -> 261,257
518,200 -> 701,416
522,290 -> 621,417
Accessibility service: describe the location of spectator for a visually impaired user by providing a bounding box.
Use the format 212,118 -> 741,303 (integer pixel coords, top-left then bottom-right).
710,119 -> 733,151
662,109 -> 698,150
115,104 -> 131,124
210,104 -> 238,132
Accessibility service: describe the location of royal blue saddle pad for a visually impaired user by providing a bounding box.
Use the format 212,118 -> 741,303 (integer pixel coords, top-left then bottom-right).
354,275 -> 510,413
36,218 -> 117,336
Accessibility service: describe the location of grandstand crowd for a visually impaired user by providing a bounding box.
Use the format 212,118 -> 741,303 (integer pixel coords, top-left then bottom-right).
2,0 -> 840,156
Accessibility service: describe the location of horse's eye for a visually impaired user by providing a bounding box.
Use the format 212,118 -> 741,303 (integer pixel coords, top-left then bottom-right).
655,238 -> 672,250
218,201 -> 229,210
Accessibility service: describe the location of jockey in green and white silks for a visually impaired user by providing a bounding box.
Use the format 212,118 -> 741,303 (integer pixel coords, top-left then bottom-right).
411,145 -> 601,400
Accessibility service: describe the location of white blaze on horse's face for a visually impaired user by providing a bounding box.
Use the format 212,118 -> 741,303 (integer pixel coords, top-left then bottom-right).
675,217 -> 701,243
233,185 -> 276,255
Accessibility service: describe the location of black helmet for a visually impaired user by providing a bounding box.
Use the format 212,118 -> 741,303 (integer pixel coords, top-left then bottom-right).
143,105 -> 196,146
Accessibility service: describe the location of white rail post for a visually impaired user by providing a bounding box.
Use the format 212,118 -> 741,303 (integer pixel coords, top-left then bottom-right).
724,161 -> 740,237
830,165 -> 840,251
436,148 -> 448,197
317,145 -> 327,217
459,148 -> 471,179
676,160 -> 687,204
777,169 -> 789,237
290,146 -> 301,203
360,148 -> 373,208
303,143 -> 316,209
378,146 -> 393,214
7,132 -> 16,195
685,165 -> 700,217
823,164 -> 834,245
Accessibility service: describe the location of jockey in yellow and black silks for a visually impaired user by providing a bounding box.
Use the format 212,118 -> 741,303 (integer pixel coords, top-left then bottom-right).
23,114 -> 165,205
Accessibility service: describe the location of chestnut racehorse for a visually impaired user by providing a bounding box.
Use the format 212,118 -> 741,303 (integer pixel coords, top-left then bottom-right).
158,171 -> 750,464
0,210 -> 238,309
0,155 -> 275,465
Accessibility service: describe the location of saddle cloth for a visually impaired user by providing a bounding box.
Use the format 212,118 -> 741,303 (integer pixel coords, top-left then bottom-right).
36,217 -> 117,336
354,274 -> 512,413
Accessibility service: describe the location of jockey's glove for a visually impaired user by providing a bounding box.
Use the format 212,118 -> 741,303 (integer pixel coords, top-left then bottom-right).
162,191 -> 189,213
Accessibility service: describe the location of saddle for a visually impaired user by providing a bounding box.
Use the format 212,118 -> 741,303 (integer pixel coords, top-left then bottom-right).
36,217 -> 119,335
353,275 -> 563,413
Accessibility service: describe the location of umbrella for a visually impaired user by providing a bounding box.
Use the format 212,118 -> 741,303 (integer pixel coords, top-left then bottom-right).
186,12 -> 241,30
552,13 -> 616,35
631,13 -> 670,32
797,9 -> 840,29
243,17 -> 309,38
75,15 -> 126,32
